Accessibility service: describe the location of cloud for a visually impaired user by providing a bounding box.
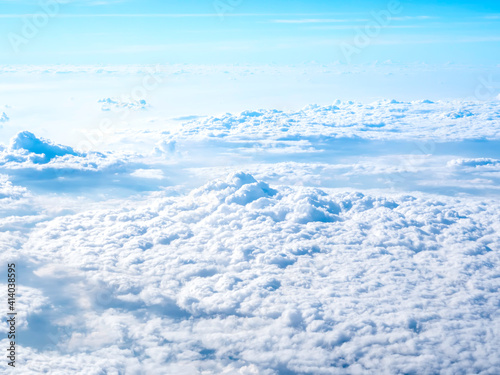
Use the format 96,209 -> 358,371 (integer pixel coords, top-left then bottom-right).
130,168 -> 164,179
271,16 -> 433,24
447,158 -> 500,168
0,99 -> 497,372
9,131 -> 78,163
0,12 -> 367,18
0,132 -> 170,195
4,171 -> 499,373
1,97 -> 499,197
98,97 -> 148,111
158,99 -> 500,142
0,0 -> 127,4
271,18 -> 369,24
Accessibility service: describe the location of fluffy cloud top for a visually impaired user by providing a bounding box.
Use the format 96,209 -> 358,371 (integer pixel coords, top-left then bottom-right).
159,100 -> 500,143
9,131 -> 77,163
0,95 -> 498,373
1,172 -> 498,374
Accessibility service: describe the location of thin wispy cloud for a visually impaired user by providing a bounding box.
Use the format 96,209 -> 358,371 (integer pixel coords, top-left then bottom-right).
271,18 -> 368,24
0,1 -> 498,66
306,19 -> 496,31
0,12 -> 366,18
0,0 -> 126,3
391,15 -> 435,20
271,16 -> 435,24
308,24 -> 425,30
369,35 -> 500,45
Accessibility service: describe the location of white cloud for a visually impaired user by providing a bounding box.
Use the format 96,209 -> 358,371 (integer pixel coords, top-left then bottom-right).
0,95 -> 498,372
0,0 -> 127,4
2,171 -> 497,373
130,168 -> 164,179
271,18 -> 369,24
157,99 -> 500,142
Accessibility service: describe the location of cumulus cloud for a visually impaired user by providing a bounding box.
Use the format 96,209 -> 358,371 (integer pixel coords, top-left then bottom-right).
0,174 -> 40,230
98,97 -> 148,112
4,172 -> 498,374
141,100 -> 500,149
447,158 -> 500,168
8,131 -> 78,163
0,132 -> 173,195
0,95 -> 498,373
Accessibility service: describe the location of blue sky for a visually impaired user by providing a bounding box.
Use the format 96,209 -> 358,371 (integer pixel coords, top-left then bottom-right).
0,0 -> 499,65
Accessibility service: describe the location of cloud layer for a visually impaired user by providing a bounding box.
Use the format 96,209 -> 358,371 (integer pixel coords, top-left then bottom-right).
0,95 -> 499,373
1,172 -> 498,374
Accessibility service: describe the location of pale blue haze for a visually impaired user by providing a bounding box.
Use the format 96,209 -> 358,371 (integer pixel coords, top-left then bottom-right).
0,0 -> 499,64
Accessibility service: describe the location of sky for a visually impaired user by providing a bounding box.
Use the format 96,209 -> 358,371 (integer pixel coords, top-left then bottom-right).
1,3 -> 500,375
0,0 -> 499,65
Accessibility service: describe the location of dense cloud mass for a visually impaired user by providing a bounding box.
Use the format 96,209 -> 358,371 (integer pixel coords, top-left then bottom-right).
0,171 -> 499,374
0,99 -> 499,374
158,100 -> 500,143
